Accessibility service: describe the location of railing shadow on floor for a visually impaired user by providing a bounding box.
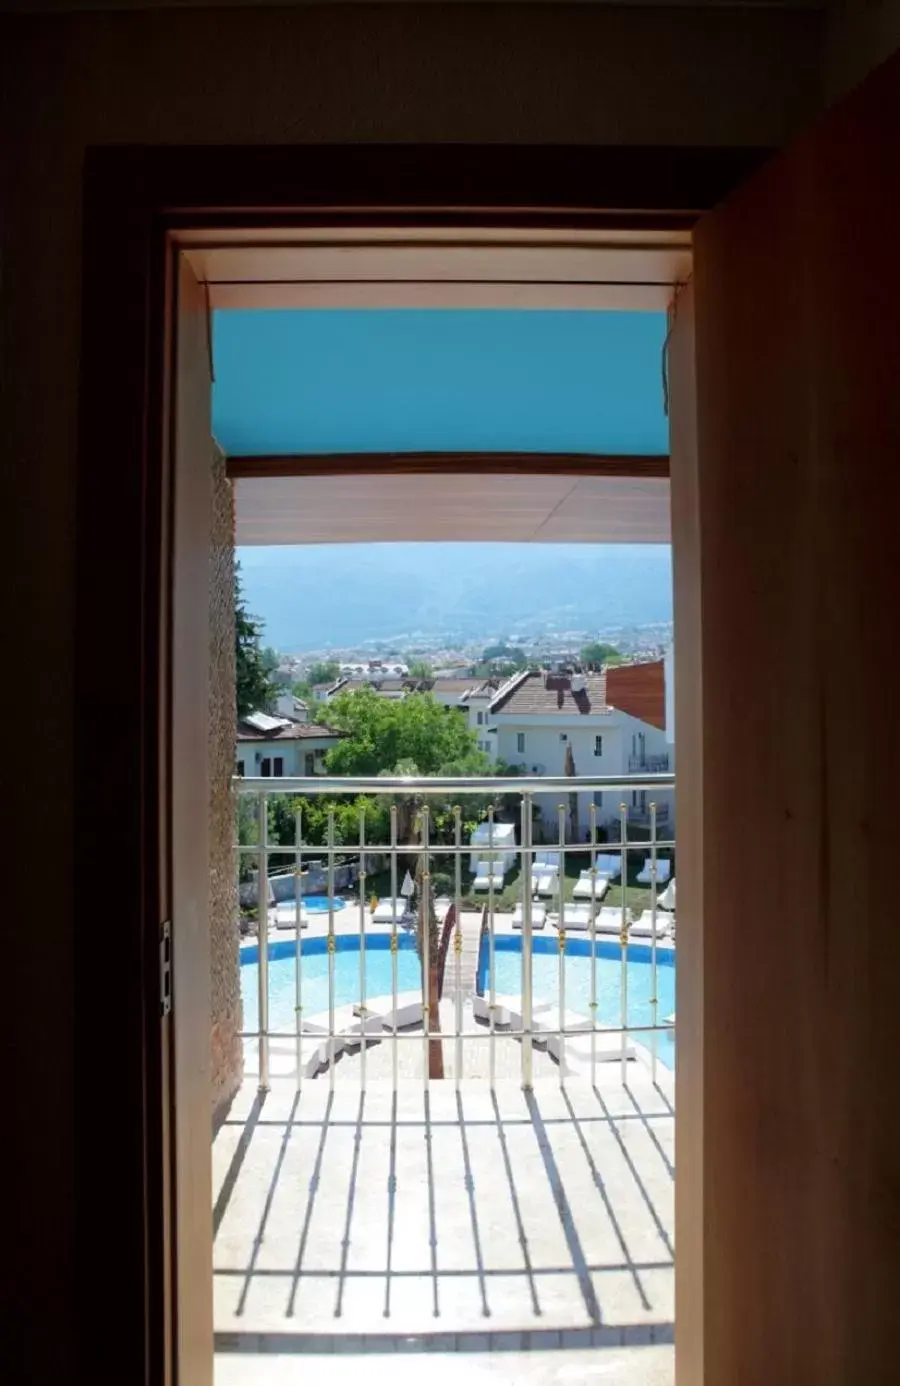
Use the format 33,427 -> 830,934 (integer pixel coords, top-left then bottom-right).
212,1082 -> 674,1342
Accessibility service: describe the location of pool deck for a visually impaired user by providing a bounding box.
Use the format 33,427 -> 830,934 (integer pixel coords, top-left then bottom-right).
244,903 -> 676,956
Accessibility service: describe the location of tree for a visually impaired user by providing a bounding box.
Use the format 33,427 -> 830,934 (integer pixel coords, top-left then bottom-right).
324,687 -> 491,778
415,810 -> 444,1079
235,565 -> 278,717
305,660 -> 340,687
581,641 -> 623,667
564,741 -> 580,846
482,643 -> 526,666
375,764 -> 444,1078
407,658 -> 433,679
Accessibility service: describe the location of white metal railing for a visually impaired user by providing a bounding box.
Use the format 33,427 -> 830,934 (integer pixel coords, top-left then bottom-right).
628,753 -> 670,772
233,773 -> 675,1093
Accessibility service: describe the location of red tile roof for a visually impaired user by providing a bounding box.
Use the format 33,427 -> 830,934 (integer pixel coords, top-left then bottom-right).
331,676 -> 478,697
489,659 -> 666,727
490,671 -> 611,716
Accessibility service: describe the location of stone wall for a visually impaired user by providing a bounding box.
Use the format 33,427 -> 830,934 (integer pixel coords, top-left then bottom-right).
209,445 -> 242,1126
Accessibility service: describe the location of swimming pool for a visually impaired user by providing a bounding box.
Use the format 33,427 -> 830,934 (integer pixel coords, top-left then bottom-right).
478,934 -> 676,1069
298,895 -> 347,914
241,934 -> 421,1034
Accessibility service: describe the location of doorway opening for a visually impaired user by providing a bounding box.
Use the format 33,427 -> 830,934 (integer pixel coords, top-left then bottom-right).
192,244 -> 682,1376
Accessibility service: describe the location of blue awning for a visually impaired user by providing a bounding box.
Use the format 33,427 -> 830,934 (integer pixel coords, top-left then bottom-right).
212,309 -> 668,457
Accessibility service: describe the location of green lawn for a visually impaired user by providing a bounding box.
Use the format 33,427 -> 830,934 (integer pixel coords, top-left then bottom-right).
360,850 -> 671,915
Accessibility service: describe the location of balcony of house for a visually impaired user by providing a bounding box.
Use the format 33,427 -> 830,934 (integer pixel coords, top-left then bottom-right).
215,774 -> 675,1370
627,753 -> 670,774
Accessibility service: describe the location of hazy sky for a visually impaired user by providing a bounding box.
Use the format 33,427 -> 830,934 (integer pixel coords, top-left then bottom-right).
237,543 -> 673,651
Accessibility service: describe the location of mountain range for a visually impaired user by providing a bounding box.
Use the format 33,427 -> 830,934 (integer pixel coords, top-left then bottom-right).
237,543 -> 672,651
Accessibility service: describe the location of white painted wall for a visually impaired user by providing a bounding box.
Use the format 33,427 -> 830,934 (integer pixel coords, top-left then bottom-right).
493,710 -> 672,835
466,692 -> 497,760
235,734 -> 339,777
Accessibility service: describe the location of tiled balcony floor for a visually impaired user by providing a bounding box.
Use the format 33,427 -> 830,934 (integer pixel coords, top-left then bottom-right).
213,1067 -> 674,1379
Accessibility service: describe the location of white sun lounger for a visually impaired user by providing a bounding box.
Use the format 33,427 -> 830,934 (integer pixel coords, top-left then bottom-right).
371,897 -> 412,925
593,852 -> 622,880
594,906 -> 634,935
572,872 -> 611,902
272,902 -> 311,930
552,903 -> 596,931
378,990 -> 424,1030
511,900 -> 548,930
473,861 -> 505,891
636,857 -> 673,885
631,909 -> 673,939
471,993 -> 636,1067
657,878 -> 676,911
261,1006 -> 384,1079
533,866 -> 560,896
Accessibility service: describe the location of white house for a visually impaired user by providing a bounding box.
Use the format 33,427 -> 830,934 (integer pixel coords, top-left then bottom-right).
459,678 -> 503,758
488,660 -> 672,838
235,704 -> 345,778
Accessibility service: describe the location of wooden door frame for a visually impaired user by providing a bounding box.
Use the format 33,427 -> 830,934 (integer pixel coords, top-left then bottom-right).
75,143 -> 767,1383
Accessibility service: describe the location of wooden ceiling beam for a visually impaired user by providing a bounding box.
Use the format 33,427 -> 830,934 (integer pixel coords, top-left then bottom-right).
225,451 -> 670,480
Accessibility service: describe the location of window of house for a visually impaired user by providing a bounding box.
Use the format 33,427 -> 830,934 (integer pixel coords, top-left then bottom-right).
593,790 -> 604,808
273,756 -> 284,777
559,732 -> 568,743
517,732 -> 525,754
304,752 -> 314,775
594,735 -> 603,756
260,757 -> 271,777
476,711 -> 484,725
236,759 -> 245,777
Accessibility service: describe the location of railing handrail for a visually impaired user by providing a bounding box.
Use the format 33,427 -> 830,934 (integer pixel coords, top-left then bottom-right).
234,772 -> 675,796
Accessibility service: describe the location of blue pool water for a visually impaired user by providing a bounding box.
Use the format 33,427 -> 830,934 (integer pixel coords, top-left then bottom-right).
479,935 -> 676,1069
241,934 -> 421,1034
302,895 -> 347,914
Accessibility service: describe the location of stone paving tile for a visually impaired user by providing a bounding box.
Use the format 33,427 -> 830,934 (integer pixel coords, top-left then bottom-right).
216,1344 -> 676,1386
213,1075 -> 674,1349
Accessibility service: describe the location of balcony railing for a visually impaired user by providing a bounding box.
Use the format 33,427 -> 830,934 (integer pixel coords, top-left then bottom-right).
233,772 -> 675,1094
628,753 -> 670,772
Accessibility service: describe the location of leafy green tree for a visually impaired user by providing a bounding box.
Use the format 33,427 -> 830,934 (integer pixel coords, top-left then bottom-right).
581,641 -> 623,666
407,658 -> 433,678
482,643 -> 526,665
235,565 -> 278,717
324,687 -> 491,778
305,660 -> 341,687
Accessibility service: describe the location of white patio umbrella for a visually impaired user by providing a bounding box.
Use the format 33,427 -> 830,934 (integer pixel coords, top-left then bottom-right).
658,877 -> 676,911
400,869 -> 415,899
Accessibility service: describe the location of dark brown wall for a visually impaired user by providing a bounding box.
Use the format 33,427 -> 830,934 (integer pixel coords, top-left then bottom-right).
0,3 -> 833,1380
605,659 -> 666,730
687,53 -> 900,1384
